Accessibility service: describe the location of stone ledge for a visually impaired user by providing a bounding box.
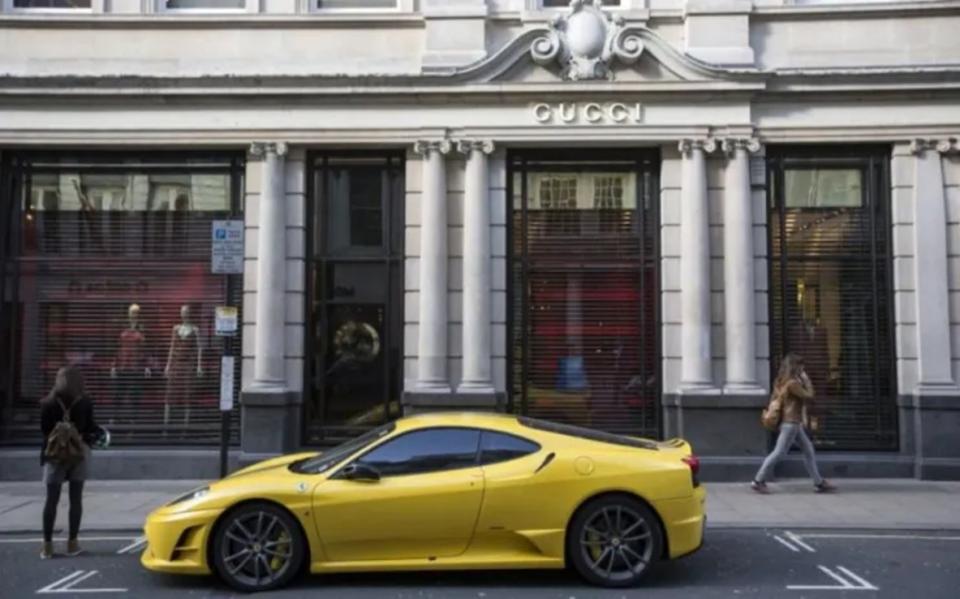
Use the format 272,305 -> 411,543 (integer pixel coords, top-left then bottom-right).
897,394 -> 960,410
402,391 -> 505,412
0,448 -> 241,481
241,389 -> 302,407
662,393 -> 769,409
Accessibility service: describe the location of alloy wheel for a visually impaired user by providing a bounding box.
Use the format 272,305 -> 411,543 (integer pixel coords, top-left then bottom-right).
219,509 -> 295,589
579,504 -> 654,583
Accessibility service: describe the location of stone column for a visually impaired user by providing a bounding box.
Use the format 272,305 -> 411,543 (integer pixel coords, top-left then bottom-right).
910,139 -> 959,392
678,138 -> 718,393
721,137 -> 763,393
249,141 -> 288,391
414,139 -> 453,393
907,138 -> 960,479
457,139 -> 495,394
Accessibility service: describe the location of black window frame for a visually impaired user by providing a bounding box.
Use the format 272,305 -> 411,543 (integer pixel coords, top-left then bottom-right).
766,145 -> 897,451
333,426 -> 483,479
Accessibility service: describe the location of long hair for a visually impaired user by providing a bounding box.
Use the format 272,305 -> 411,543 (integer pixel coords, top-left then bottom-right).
48,365 -> 86,403
774,353 -> 804,392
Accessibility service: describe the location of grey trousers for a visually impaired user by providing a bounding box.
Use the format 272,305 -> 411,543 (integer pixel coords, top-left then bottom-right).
755,423 -> 824,485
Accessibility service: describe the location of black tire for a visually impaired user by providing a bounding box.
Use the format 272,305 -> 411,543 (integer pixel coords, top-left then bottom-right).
211,502 -> 306,593
567,495 -> 664,588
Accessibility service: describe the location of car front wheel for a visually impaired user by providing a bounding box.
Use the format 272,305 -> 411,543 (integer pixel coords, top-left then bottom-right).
211,502 -> 306,592
567,495 -> 663,587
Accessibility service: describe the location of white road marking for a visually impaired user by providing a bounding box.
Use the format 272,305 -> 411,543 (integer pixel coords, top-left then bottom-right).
798,533 -> 960,541
836,566 -> 880,590
773,535 -> 801,552
36,571 -> 86,594
0,536 -> 137,544
787,565 -> 879,591
785,530 -> 816,552
116,536 -> 146,554
36,569 -> 127,594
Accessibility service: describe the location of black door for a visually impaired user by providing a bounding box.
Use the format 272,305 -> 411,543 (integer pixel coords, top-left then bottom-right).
305,152 -> 404,444
767,147 -> 897,450
508,150 -> 660,438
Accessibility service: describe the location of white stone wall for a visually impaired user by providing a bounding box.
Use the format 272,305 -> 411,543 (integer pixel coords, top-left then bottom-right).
241,149 -> 306,393
403,147 -> 508,394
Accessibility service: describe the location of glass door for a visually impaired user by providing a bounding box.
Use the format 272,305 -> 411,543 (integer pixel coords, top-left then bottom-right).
508,150 -> 660,438
304,152 -> 404,444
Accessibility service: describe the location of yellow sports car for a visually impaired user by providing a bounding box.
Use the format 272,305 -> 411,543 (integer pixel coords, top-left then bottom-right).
141,412 -> 705,592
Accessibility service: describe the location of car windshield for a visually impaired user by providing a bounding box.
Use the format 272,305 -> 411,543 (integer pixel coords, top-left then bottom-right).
291,423 -> 396,474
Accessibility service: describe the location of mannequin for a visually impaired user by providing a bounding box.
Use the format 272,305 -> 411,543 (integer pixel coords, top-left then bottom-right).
110,303 -> 150,420
164,304 -> 203,428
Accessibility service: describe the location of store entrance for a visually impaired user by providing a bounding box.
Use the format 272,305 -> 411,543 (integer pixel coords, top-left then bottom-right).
304,152 -> 404,445
508,150 -> 660,438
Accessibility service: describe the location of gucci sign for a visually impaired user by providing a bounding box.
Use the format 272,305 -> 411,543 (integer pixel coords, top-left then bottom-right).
532,102 -> 643,125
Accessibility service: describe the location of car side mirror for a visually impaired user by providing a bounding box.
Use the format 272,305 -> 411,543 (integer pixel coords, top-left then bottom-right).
341,463 -> 381,482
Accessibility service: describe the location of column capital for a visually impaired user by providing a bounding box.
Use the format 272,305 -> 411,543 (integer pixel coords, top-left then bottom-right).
249,142 -> 288,159
414,139 -> 453,156
456,139 -> 495,155
909,137 -> 959,155
678,138 -> 718,155
721,137 -> 762,156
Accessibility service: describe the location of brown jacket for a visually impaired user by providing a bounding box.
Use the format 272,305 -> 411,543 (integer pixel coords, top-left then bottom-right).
779,376 -> 814,425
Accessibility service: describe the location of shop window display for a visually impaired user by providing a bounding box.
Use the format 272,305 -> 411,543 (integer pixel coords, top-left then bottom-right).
510,152 -> 659,438
768,151 -> 896,450
0,153 -> 244,446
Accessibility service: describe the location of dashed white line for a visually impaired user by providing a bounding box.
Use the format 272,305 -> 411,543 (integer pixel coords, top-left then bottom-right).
773,534 -> 801,552
835,566 -> 880,590
36,571 -> 86,594
785,530 -> 816,552
799,533 -> 960,541
787,565 -> 879,591
116,536 -> 146,555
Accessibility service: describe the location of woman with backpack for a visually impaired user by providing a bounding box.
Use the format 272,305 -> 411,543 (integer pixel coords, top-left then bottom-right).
39,365 -> 100,559
751,353 -> 836,494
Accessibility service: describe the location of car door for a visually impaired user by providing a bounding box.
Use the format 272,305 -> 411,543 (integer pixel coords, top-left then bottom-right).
311,427 -> 484,562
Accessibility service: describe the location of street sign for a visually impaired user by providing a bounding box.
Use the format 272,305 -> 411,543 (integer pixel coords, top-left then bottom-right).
220,356 -> 235,412
211,220 -> 244,274
215,306 -> 238,337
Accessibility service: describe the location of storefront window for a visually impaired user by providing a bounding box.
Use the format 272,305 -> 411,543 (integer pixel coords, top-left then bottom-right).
769,150 -> 896,450
510,151 -> 659,438
0,153 -> 244,446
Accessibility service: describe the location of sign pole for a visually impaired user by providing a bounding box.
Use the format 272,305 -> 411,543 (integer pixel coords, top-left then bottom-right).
215,307 -> 238,479
211,220 -> 242,479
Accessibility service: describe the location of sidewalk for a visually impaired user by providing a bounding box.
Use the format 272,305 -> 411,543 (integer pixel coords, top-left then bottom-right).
1,479 -> 958,534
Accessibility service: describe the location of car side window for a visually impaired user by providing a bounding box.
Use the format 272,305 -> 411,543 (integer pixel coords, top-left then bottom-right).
356,428 -> 481,477
480,431 -> 541,466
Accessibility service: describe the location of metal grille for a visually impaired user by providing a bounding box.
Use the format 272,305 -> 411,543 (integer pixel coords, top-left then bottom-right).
768,148 -> 897,451
509,151 -> 660,438
0,152 -> 244,446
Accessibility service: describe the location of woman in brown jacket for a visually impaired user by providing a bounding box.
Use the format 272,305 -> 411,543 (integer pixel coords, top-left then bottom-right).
751,354 -> 835,494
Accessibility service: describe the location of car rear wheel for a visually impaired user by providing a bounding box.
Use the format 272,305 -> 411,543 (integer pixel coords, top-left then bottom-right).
567,495 -> 663,587
211,502 -> 305,593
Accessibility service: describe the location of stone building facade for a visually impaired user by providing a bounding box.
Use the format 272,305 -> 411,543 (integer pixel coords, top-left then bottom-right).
1,0 -> 959,480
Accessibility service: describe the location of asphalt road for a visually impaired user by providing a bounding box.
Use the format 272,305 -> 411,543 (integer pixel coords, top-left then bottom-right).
0,528 -> 957,598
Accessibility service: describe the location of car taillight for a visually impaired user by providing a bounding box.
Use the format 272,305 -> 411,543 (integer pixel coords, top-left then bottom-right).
682,455 -> 701,487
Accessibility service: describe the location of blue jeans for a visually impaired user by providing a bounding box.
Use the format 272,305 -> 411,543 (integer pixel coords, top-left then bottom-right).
755,423 -> 824,485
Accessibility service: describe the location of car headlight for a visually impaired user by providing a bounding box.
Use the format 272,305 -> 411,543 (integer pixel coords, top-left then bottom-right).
167,486 -> 210,506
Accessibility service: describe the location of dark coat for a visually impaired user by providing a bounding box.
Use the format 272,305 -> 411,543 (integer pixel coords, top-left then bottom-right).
40,393 -> 98,465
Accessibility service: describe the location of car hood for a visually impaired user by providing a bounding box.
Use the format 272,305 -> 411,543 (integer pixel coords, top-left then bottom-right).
227,451 -> 320,479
